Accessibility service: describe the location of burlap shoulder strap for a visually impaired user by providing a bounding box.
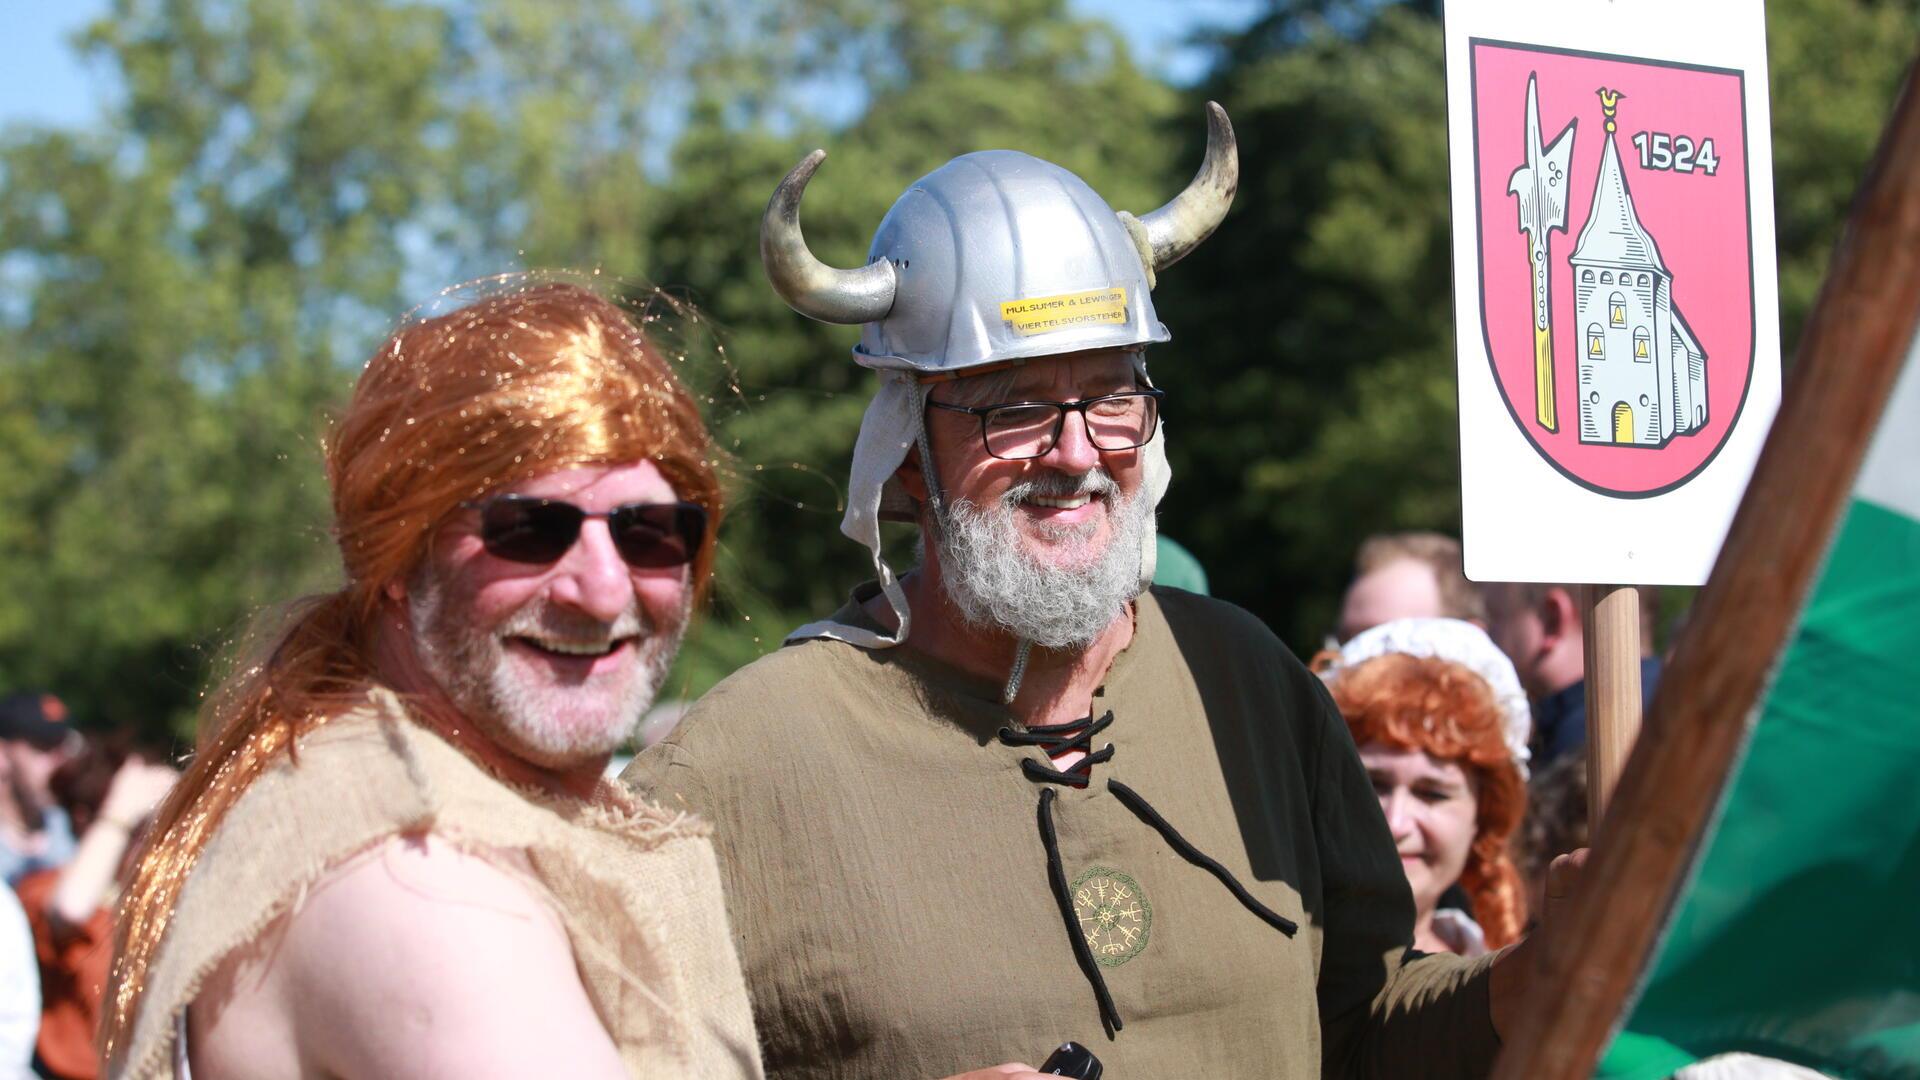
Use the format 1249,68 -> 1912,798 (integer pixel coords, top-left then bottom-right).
119,690 -> 761,1079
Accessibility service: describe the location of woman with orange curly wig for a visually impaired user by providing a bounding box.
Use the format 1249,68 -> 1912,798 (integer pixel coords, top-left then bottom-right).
1319,618 -> 1532,955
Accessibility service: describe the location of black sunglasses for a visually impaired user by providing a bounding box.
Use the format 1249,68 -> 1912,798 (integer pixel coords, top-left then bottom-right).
462,496 -> 708,568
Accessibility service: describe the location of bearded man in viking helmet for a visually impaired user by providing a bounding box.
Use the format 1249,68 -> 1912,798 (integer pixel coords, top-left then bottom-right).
105,283 -> 761,1078
627,107 -> 1540,1078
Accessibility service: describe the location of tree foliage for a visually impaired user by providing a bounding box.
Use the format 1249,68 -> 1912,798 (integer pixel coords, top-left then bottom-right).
0,0 -> 1178,735
0,0 -> 1911,738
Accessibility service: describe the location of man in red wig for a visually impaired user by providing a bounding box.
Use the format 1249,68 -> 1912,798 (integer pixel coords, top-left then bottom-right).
107,283 -> 761,1079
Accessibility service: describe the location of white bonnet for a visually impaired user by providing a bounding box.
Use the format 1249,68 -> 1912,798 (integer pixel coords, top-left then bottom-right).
1321,616 -> 1533,778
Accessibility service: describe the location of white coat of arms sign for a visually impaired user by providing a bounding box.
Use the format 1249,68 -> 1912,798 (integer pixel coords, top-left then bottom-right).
1444,2 -> 1782,585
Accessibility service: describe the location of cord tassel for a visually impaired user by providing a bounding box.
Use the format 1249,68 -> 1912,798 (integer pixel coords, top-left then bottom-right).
1037,788 -> 1122,1036
1108,779 -> 1299,937
1002,638 -> 1034,704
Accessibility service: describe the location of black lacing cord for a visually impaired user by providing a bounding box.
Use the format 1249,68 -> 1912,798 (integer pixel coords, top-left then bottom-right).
998,712 -> 1115,788
1037,787 -> 1122,1037
1016,748 -> 1115,786
1107,779 -> 1299,937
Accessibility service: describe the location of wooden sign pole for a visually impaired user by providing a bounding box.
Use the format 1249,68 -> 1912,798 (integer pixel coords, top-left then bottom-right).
1582,584 -> 1643,824
1492,58 -> 1920,1080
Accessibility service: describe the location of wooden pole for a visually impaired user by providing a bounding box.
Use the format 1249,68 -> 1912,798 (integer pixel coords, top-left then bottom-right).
1581,584 -> 1642,825
1492,58 -> 1920,1080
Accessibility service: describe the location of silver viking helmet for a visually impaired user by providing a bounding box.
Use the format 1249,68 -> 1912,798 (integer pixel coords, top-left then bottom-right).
761,103 -> 1237,374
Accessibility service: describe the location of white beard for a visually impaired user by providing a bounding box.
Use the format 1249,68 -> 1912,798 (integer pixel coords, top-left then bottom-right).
406,566 -> 685,769
930,469 -> 1149,650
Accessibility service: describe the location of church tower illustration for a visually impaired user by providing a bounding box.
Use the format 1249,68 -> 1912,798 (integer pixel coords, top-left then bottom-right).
1570,88 -> 1708,446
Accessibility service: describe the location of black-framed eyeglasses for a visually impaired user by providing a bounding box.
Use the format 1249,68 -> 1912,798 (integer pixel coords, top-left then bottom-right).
925,389 -> 1165,461
460,496 -> 707,568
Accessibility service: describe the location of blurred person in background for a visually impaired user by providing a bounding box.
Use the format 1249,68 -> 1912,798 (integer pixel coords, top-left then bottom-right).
1151,534 -> 1210,595
1515,748 -> 1588,930
1318,618 -> 1532,956
1480,582 -> 1661,769
0,879 -> 36,1079
16,740 -> 177,1080
1334,533 -> 1486,645
0,694 -> 81,887
101,283 -> 759,1079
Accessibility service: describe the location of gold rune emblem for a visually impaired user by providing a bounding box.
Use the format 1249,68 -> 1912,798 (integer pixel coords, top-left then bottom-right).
1070,866 -> 1153,967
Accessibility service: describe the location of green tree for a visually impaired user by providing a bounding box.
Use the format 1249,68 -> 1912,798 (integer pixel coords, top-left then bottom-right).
0,0 -> 723,736
1152,6 -> 1458,648
0,0 -> 1183,736
6,0 -> 1903,739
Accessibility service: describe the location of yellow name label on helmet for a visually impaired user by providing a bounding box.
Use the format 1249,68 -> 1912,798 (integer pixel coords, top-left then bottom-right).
999,287 -> 1128,337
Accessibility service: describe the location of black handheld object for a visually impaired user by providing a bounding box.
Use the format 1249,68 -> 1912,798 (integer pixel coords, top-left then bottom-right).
1038,1041 -> 1103,1079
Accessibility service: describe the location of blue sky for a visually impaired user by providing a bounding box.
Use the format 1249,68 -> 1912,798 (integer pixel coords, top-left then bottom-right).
0,1 -> 116,130
1087,0 -> 1266,84
0,1 -> 1263,134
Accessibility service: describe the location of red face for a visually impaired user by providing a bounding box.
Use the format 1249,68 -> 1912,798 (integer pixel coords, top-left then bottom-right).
920,349 -> 1146,572
0,741 -> 71,810
401,461 -> 693,769
1359,741 -> 1480,920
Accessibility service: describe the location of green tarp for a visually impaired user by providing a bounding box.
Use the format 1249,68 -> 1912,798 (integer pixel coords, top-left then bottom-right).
1598,352 -> 1920,1079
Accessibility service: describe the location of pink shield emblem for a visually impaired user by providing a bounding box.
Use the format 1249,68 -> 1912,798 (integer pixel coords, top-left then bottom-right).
1470,40 -> 1756,497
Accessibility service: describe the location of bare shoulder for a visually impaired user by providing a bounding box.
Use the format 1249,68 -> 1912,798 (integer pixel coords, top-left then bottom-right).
190,831 -> 627,1080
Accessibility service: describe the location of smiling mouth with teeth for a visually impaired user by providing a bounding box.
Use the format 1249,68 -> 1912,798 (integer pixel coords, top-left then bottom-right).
1025,494 -> 1092,510
515,637 -> 632,658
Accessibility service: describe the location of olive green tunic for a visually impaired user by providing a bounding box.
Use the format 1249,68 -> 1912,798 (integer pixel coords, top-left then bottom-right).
625,586 -> 1497,1078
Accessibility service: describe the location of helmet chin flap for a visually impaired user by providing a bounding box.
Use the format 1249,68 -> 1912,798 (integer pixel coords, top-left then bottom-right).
909,380 -> 946,524
764,104 -> 1233,704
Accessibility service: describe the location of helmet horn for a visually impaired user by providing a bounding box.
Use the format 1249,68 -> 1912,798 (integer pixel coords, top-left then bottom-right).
760,150 -> 898,325
1136,102 -> 1239,273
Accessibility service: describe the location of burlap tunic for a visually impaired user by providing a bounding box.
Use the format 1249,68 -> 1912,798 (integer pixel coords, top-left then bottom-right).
119,688 -> 762,1079
625,586 -> 1499,1078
